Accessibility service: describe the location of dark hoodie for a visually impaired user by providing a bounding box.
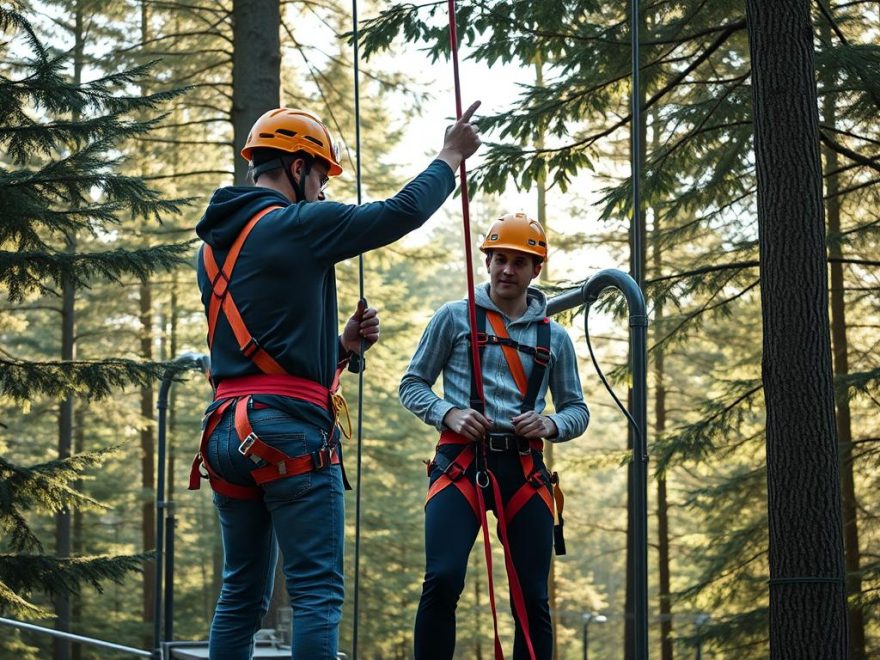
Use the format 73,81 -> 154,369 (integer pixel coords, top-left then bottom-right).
196,159 -> 454,424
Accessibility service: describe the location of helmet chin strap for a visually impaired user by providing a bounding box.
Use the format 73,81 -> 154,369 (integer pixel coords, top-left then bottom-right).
284,157 -> 312,203
252,156 -> 311,202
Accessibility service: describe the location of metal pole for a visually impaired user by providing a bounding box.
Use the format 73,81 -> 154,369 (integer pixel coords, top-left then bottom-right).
547,271 -> 648,659
582,618 -> 590,660
629,0 -> 647,653
0,617 -> 153,658
631,0 -> 643,286
154,352 -> 210,654
164,503 -> 176,642
154,379 -> 168,652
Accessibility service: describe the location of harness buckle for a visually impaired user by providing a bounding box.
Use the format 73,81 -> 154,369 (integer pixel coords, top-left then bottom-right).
528,471 -> 545,489
443,461 -> 466,481
241,336 -> 261,358
238,432 -> 258,456
487,434 -> 512,452
475,332 -> 488,347
311,447 -> 333,470
534,346 -> 551,367
488,433 -> 528,452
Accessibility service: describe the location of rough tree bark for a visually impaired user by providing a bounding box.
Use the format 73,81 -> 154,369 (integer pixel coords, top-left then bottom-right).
745,0 -> 848,656
231,0 -> 281,185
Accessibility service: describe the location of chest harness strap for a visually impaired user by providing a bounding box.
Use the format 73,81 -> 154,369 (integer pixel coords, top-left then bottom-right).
189,205 -> 351,500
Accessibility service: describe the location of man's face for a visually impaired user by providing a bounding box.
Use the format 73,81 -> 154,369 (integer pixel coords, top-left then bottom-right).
290,158 -> 330,202
486,249 -> 542,301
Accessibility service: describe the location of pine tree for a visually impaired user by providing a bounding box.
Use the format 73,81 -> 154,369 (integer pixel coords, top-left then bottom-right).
0,5 -> 188,636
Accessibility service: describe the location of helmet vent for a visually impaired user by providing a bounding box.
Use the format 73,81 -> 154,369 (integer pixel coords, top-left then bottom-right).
259,132 -> 275,138
304,135 -> 324,147
276,128 -> 297,137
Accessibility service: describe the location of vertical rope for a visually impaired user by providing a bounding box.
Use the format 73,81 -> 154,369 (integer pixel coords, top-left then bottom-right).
445,0 -> 485,410
350,1 -> 365,657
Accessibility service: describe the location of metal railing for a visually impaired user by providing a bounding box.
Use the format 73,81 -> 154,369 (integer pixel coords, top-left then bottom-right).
0,616 -> 153,657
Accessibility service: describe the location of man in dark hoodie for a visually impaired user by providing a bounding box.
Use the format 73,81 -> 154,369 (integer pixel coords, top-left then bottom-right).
191,104 -> 481,659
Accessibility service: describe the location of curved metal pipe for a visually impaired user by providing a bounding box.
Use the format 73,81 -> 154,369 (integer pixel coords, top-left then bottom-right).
547,269 -> 648,659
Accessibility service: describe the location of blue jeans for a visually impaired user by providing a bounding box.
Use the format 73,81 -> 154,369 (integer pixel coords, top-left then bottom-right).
206,402 -> 344,660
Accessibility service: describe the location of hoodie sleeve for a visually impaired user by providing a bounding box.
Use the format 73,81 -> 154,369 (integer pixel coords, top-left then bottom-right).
545,325 -> 590,442
299,160 -> 455,263
399,304 -> 458,432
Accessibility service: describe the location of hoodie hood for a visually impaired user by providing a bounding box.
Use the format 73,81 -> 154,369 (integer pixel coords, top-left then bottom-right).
475,282 -> 548,322
195,186 -> 290,249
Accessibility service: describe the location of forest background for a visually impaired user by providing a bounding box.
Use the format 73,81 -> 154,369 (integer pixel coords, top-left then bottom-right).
1,0 -> 878,658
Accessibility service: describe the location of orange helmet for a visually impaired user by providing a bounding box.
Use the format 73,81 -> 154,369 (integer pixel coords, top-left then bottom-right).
480,212 -> 547,260
241,108 -> 343,176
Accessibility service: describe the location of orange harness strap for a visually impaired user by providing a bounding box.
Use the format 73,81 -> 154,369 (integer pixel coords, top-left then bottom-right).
485,311 -> 529,397
202,205 -> 285,375
424,433 -> 479,517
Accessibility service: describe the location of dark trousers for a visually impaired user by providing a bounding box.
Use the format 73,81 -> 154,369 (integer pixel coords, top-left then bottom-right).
413,448 -> 554,660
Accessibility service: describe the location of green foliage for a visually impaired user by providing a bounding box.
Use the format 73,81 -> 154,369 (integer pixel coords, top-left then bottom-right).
0,5 -> 188,629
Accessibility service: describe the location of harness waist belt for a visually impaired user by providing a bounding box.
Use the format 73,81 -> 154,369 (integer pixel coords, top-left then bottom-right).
487,432 -> 540,453
215,373 -> 331,410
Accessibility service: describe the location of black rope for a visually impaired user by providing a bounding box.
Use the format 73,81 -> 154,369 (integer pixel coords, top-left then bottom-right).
584,303 -> 645,455
350,1 -> 366,657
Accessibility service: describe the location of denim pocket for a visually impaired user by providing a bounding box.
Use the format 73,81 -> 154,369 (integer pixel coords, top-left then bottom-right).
250,408 -> 329,506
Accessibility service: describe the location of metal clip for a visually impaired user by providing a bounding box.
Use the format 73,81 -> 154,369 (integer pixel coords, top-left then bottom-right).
238,432 -> 258,456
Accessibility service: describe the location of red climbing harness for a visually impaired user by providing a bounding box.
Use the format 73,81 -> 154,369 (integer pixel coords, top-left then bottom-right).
189,205 -> 351,501
425,307 -> 566,660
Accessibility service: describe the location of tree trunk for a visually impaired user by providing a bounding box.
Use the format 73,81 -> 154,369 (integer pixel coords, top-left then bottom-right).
54,241 -> 74,660
140,282 -> 156,642
72,406 -> 86,660
54,4 -> 84,652
745,1 -> 847,656
138,3 -> 156,645
232,0 -> 282,185
653,236 -> 672,660
822,80 -> 864,659
647,97 -> 673,659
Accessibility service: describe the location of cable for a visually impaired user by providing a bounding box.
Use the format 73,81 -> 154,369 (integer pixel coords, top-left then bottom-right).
350,1 -> 366,657
584,305 -> 644,448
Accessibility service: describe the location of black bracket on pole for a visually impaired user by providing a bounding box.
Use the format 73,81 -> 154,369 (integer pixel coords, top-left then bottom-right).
547,268 -> 649,660
154,352 -> 210,659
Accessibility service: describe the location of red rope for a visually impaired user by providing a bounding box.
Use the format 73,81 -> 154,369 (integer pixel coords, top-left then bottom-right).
445,3 -> 536,659
446,0 -> 485,410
